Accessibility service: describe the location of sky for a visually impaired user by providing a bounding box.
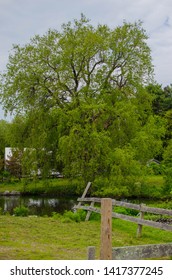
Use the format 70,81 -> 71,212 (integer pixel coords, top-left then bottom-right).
0,0 -> 172,120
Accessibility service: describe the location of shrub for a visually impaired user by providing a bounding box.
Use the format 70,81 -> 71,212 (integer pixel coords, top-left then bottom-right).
147,162 -> 165,175
51,212 -> 62,220
63,210 -> 84,222
114,206 -> 139,216
13,206 -> 29,217
52,209 -> 86,222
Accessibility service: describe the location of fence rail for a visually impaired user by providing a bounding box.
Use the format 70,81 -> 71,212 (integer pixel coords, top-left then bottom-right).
75,196 -> 172,234
77,197 -> 172,216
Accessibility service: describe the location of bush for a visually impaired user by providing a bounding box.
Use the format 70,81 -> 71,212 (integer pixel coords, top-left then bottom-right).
63,210 -> 86,222
114,206 -> 139,216
13,206 -> 29,217
52,209 -> 86,223
52,212 -> 61,219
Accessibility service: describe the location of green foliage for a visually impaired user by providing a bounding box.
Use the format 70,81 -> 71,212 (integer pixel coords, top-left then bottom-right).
139,182 -> 164,199
51,212 -> 61,220
95,146 -> 144,198
52,209 -> 86,223
62,210 -> 85,223
13,206 -> 29,217
147,83 -> 172,116
0,15 -> 166,197
114,206 -> 139,216
5,148 -> 23,179
0,120 -> 10,157
149,200 -> 172,209
162,140 -> 172,195
131,115 -> 166,164
92,174 -> 165,199
146,162 -> 165,175
20,179 -> 79,196
58,115 -> 111,183
147,83 -> 172,151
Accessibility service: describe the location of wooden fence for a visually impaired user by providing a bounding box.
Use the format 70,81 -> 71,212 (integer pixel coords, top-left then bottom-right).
74,182 -> 172,259
75,197 -> 172,236
83,198 -> 172,260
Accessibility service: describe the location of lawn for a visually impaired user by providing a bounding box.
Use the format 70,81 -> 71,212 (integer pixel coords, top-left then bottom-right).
0,215 -> 171,260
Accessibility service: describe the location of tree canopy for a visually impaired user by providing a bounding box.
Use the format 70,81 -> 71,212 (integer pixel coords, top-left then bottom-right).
0,15 -> 166,195
0,15 -> 153,114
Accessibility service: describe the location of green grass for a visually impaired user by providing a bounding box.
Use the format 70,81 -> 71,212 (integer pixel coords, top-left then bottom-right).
0,215 -> 171,260
0,178 -> 81,197
0,175 -> 168,199
0,180 -> 23,193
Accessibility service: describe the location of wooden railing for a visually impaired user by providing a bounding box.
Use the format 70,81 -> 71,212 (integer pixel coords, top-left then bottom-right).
84,198 -> 172,260
75,183 -> 172,259
74,197 -> 172,237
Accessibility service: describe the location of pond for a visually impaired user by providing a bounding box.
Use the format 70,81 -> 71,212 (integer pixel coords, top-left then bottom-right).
0,195 -> 77,216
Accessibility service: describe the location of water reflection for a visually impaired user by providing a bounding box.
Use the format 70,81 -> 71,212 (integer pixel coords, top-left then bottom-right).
0,196 -> 77,216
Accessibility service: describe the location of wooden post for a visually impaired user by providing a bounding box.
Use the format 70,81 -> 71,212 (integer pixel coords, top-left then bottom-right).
85,201 -> 95,221
87,246 -> 96,260
136,204 -> 145,238
100,198 -> 112,260
77,182 -> 92,208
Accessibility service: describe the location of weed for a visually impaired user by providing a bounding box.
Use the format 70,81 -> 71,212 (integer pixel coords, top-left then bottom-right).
52,209 -> 86,223
13,206 -> 29,217
114,206 -> 139,216
63,210 -> 86,223
52,212 -> 61,219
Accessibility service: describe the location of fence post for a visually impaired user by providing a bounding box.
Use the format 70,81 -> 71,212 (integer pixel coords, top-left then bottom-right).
87,246 -> 96,260
136,203 -> 145,238
85,201 -> 95,221
100,198 -> 112,260
77,182 -> 92,209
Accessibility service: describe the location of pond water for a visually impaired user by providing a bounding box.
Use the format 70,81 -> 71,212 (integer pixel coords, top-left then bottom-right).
0,195 -> 77,216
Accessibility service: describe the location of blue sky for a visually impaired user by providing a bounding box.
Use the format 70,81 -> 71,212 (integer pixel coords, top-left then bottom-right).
0,0 -> 172,120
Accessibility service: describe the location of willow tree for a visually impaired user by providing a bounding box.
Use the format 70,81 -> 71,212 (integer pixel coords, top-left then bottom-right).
1,15 -> 164,192
0,16 -> 152,113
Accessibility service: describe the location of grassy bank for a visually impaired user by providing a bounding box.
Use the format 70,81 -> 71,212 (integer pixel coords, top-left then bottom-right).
0,175 -> 167,199
0,178 -> 82,197
0,214 -> 171,260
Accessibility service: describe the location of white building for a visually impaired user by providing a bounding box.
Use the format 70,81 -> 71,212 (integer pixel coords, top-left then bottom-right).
5,147 -> 13,162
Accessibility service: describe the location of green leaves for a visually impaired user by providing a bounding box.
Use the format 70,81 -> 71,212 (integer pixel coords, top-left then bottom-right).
0,16 -> 153,114
0,15 -> 164,197
58,105 -> 111,183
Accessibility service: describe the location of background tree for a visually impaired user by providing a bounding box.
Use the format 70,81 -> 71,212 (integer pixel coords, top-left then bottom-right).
0,120 -> 10,157
162,140 -> 172,195
147,83 -> 172,148
0,120 -> 10,180
5,149 -> 23,180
